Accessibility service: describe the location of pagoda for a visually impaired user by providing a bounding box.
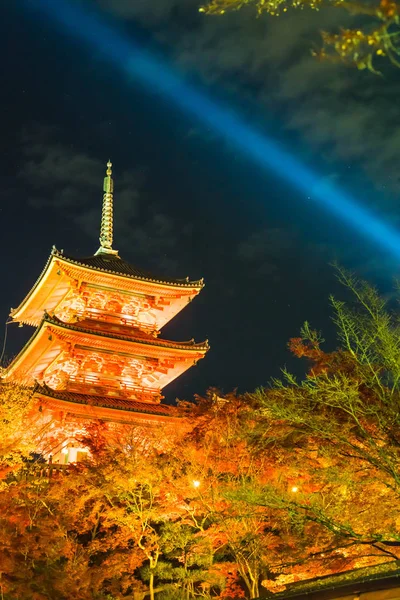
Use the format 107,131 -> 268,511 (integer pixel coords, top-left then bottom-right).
3,161 -> 208,443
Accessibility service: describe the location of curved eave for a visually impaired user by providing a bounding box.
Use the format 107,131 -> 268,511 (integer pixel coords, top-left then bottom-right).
10,252 -> 57,323
45,314 -> 210,352
11,247 -> 205,326
4,314 -> 209,384
53,248 -> 204,289
34,383 -> 179,421
3,319 -> 55,381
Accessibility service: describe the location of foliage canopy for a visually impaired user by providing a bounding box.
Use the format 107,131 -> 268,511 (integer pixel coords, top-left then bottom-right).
199,0 -> 400,74
0,268 -> 399,598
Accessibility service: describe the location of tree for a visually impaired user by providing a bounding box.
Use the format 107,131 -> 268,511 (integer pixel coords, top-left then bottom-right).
0,383 -> 50,482
0,420 -> 168,599
0,457 -> 148,599
172,392 -> 359,596
244,267 -> 400,585
199,0 -> 400,74
173,295 -> 400,594
155,521 -> 215,598
85,426 -> 194,600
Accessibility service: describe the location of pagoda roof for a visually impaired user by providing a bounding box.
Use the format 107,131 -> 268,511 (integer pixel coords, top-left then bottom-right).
34,383 -> 177,419
11,247 -> 204,327
46,163 -> 202,289
53,248 -> 204,288
5,313 -> 208,389
44,313 -> 209,351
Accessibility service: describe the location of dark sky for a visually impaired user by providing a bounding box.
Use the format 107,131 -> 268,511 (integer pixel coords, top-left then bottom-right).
2,0 -> 400,401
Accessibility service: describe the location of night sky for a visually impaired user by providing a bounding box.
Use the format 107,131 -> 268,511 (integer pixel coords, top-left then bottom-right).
2,1 -> 400,402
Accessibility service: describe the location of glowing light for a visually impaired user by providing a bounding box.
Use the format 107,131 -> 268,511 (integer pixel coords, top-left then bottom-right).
291,486 -> 299,493
61,447 -> 68,455
23,0 -> 400,262
192,479 -> 201,488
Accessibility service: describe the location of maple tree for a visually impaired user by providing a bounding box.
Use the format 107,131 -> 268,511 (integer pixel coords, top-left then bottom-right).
199,0 -> 400,73
0,422 -> 178,600
171,392 -> 379,596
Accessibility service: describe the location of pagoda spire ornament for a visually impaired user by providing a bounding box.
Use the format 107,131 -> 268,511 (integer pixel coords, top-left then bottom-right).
95,160 -> 119,256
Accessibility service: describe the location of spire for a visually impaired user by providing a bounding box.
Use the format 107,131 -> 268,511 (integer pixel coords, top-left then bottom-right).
95,160 -> 119,257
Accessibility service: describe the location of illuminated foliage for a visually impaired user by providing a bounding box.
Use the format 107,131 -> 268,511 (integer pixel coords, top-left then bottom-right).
1,270 -> 400,597
199,0 -> 400,73
0,383 -> 50,483
246,266 -> 400,583
171,391 -> 396,596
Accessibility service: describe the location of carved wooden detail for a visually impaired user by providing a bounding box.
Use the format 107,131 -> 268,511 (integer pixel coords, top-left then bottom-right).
42,347 -> 176,402
54,285 -> 163,332
44,351 -> 80,390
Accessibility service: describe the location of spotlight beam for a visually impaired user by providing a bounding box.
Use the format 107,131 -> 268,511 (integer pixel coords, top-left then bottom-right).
23,0 -> 400,261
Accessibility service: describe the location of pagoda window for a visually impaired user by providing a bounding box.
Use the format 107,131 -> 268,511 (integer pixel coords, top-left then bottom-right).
87,293 -> 107,311
121,375 -> 135,390
60,446 -> 89,464
102,362 -> 122,377
105,299 -> 122,313
82,353 -> 104,372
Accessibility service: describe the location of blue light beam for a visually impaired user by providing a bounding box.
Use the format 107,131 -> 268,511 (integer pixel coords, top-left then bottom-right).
23,0 -> 400,261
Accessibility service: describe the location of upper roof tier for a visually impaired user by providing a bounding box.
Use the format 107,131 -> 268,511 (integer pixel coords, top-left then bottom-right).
11,162 -> 204,328
61,251 -> 201,285
11,248 -> 204,328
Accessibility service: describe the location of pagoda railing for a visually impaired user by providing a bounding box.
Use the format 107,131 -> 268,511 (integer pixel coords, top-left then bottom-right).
70,307 -> 158,334
66,374 -> 162,403
14,463 -> 68,482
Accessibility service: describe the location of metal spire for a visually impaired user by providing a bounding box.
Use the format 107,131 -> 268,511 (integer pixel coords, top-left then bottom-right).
95,160 -> 119,256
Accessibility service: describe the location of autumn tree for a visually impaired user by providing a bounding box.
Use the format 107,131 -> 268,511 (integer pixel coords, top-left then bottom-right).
79,423 -> 211,600
171,393 -> 352,596
0,382 -> 52,482
199,0 -> 400,73
243,267 -> 400,586
0,456 -> 149,599
172,286 -> 400,595
0,421 -> 173,600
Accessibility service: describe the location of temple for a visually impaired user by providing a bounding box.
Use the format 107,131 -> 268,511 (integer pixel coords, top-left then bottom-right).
3,161 -> 208,456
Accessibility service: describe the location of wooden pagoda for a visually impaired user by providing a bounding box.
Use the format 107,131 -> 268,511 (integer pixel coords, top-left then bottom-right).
3,161 -> 208,442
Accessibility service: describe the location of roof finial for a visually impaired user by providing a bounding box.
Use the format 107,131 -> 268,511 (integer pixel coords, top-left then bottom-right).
95,160 -> 119,257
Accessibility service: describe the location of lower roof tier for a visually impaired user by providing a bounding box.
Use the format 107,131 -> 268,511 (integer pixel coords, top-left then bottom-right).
34,383 -> 181,425
4,314 -> 208,392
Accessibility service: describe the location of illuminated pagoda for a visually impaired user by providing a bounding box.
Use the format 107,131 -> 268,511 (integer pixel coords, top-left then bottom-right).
4,161 -> 208,436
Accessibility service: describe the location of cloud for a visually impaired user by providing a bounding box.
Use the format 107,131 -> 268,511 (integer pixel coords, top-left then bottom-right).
17,4 -> 400,294
98,0 -> 177,23
237,222 -> 400,288
17,125 -> 195,276
236,226 -> 339,287
94,0 -> 400,197
237,227 -> 296,280
18,126 -> 141,248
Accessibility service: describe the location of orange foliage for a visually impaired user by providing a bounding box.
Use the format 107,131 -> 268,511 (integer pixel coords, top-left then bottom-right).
0,378 -> 398,598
